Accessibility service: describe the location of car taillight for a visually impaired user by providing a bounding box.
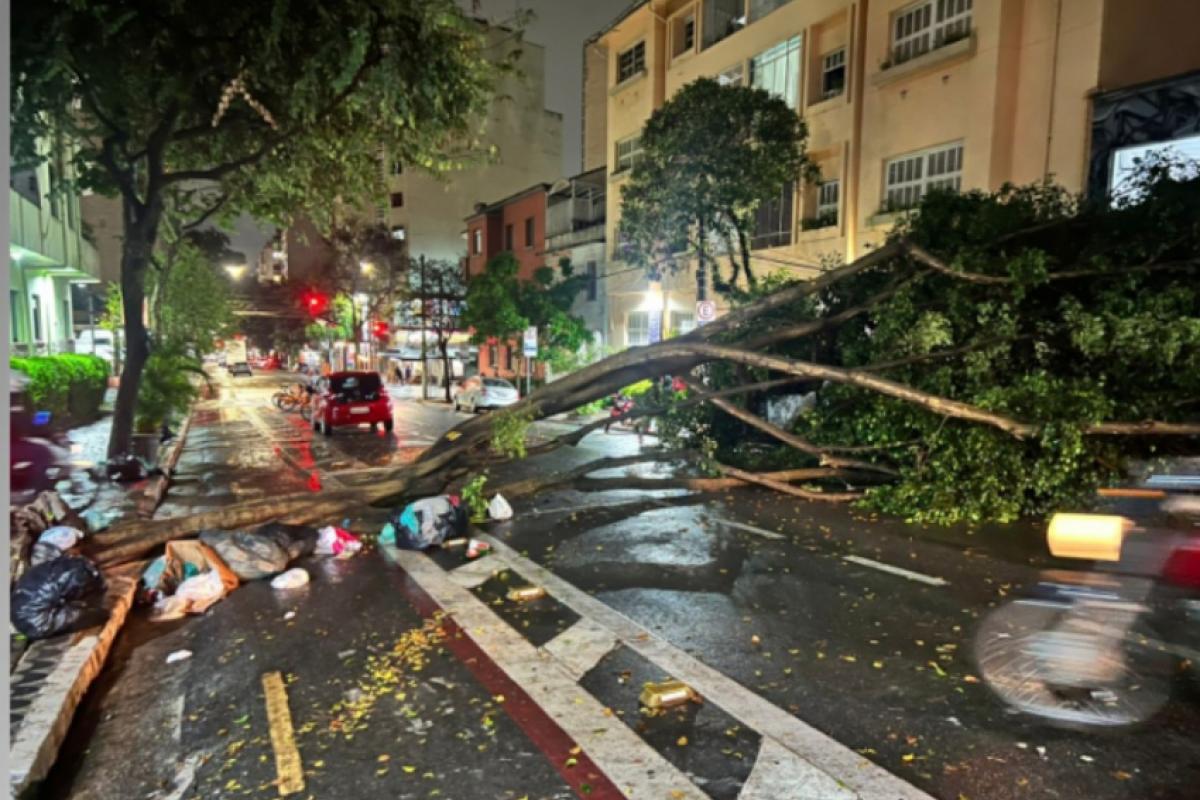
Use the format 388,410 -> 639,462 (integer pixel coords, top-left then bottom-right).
1163,545 -> 1200,589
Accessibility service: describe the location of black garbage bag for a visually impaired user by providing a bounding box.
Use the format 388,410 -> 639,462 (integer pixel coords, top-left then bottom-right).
104,455 -> 161,482
200,523 -> 317,581
11,556 -> 108,640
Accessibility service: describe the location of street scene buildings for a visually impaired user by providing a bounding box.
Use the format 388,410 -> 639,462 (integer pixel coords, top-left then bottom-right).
8,1 -> 1200,799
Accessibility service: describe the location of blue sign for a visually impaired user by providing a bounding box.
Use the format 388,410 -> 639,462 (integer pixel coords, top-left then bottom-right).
648,313 -> 662,344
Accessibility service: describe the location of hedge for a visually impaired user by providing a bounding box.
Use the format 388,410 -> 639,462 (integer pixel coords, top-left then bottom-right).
10,354 -> 109,425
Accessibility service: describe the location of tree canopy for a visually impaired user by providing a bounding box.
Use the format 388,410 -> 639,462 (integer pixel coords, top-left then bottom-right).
618,77 -> 814,294
11,0 -> 506,456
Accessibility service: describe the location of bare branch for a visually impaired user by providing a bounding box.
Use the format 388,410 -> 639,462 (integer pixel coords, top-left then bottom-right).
716,464 -> 862,502
1084,421 -> 1200,436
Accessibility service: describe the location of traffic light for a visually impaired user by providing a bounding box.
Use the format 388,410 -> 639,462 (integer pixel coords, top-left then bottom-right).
372,320 -> 390,340
302,290 -> 328,316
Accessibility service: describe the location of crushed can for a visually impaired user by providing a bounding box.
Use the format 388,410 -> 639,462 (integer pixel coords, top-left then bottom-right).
506,585 -> 546,602
639,680 -> 696,710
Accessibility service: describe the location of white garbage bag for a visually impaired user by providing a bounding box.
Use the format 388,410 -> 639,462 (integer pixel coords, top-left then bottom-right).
487,493 -> 513,521
270,567 -> 310,590
174,570 -> 228,614
38,525 -> 84,551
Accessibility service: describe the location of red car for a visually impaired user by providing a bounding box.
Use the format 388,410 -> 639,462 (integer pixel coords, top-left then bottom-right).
311,371 -> 394,435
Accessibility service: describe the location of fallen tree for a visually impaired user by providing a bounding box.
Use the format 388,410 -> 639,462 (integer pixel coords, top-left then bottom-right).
86,167 -> 1200,563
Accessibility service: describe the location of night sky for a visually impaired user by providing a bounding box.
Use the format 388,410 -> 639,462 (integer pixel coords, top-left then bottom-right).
229,0 -> 631,259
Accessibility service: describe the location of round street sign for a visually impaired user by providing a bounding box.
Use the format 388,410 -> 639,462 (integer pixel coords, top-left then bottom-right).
696,299 -> 716,322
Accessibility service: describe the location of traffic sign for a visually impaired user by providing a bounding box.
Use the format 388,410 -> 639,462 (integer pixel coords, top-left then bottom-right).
696,299 -> 716,322
522,326 -> 538,357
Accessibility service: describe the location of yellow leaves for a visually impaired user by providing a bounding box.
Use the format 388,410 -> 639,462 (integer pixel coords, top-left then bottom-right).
901,754 -> 915,762
676,736 -> 689,747
963,675 -> 979,684
670,791 -> 687,799
402,765 -> 417,774
750,634 -> 762,646
377,754 -> 390,762
840,655 -> 857,663
569,746 -> 582,756
1112,770 -> 1133,781
493,694 -> 506,704
565,757 -> 579,768
872,661 -> 885,669
927,660 -> 947,677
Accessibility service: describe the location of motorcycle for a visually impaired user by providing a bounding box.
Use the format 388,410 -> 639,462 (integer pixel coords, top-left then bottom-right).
975,478 -> 1200,729
10,399 -> 75,503
604,393 -> 636,433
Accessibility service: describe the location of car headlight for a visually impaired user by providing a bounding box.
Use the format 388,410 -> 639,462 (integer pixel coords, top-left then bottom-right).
1047,513 -> 1129,562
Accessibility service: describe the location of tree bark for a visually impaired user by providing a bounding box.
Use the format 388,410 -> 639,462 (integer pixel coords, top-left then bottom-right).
716,464 -> 861,502
107,202 -> 164,457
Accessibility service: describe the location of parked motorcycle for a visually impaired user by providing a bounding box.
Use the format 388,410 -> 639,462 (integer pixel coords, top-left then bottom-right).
975,479 -> 1200,729
604,393 -> 636,433
10,390 -> 75,502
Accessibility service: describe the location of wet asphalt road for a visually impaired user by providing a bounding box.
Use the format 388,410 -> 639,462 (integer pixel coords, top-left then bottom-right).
45,370 -> 1200,799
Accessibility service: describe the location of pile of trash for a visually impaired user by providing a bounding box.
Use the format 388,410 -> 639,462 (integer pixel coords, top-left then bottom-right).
378,491 -> 512,557
10,491 -> 109,641
138,523 -> 363,621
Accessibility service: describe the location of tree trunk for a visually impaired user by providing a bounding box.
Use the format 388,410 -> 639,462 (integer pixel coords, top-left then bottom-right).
440,340 -> 452,403
107,208 -> 162,458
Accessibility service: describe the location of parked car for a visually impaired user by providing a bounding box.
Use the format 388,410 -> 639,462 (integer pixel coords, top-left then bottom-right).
311,371 -> 394,435
73,329 -> 118,364
451,376 -> 482,400
454,377 -> 519,413
228,361 -> 252,376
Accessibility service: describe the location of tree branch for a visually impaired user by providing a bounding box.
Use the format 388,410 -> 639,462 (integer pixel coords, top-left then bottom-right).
716,464 -> 862,502
909,243 -> 1199,285
1084,421 -> 1200,436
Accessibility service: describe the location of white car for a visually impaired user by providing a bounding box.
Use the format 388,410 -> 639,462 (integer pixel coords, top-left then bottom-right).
74,329 -> 117,363
454,377 -> 519,413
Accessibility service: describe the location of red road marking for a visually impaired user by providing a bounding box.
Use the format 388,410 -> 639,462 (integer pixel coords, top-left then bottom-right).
388,564 -> 626,800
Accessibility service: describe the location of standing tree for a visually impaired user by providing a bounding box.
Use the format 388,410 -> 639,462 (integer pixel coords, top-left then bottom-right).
460,253 -> 588,383
11,0 -> 503,457
619,77 -> 815,295
412,258 -> 467,402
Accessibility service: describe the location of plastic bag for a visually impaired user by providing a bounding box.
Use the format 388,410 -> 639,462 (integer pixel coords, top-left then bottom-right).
380,495 -> 467,550
174,570 -> 227,614
270,568 -> 310,590
487,494 -> 513,521
142,540 -> 239,608
30,541 -> 64,568
38,525 -> 84,551
315,526 -> 363,557
11,556 -> 108,640
200,523 -> 316,581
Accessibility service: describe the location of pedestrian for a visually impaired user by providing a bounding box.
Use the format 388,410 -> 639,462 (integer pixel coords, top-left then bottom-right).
404,364 -> 412,384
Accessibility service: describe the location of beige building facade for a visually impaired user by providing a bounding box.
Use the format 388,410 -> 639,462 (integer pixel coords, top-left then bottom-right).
381,26 -> 564,265
588,0 -> 1200,348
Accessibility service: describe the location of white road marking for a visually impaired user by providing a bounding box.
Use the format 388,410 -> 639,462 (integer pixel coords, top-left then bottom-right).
842,555 -> 949,587
382,545 -> 709,800
712,517 -> 787,541
541,618 -> 620,682
479,535 -> 935,800
739,738 -> 856,800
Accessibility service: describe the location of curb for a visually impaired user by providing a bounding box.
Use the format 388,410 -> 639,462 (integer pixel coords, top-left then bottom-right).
8,563 -> 142,798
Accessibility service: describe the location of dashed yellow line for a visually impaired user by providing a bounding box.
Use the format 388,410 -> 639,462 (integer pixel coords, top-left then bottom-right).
261,671 -> 304,796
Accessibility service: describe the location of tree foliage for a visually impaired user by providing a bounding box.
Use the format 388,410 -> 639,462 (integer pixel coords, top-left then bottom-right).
697,159 -> 1200,523
461,253 -> 588,365
619,77 -> 814,293
11,0 -> 505,456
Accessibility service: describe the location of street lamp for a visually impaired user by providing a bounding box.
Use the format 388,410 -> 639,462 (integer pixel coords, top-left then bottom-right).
224,263 -> 247,281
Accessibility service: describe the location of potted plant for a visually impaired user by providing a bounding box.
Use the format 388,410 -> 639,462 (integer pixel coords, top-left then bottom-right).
133,347 -> 205,462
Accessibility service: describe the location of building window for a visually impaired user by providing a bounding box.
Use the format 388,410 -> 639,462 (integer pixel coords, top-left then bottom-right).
524,217 -> 534,248
617,41 -> 646,84
821,48 -> 846,99
751,35 -> 802,109
504,346 -> 514,372
391,160 -> 404,176
717,63 -> 745,87
884,141 -> 964,211
505,223 -> 514,251
48,161 -> 62,219
626,311 -> 649,347
669,311 -> 696,336
752,182 -> 794,249
817,179 -> 840,223
31,294 -> 43,342
615,135 -> 644,174
672,13 -> 696,59
891,0 -> 972,66
473,229 -> 482,254
586,262 -> 598,301
749,0 -> 791,23
390,192 -> 404,208
10,290 -> 20,342
390,226 -> 406,241
702,0 -> 746,50
488,344 -> 498,368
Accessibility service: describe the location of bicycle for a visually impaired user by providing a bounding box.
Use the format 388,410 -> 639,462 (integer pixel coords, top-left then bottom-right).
272,382 -> 307,412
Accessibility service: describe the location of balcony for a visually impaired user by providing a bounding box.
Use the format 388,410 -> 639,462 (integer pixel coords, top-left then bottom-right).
546,199 -> 606,251
9,188 -> 100,281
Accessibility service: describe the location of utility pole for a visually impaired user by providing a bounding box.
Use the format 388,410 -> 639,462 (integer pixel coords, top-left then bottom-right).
419,255 -> 428,402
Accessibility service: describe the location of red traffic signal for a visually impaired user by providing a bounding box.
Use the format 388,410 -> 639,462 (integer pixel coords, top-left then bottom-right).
372,320 -> 390,340
302,290 -> 328,316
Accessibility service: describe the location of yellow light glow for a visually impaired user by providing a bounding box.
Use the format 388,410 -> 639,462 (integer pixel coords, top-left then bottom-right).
1046,513 -> 1129,561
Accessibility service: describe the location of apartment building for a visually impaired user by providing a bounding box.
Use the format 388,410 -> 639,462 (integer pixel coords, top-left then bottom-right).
545,168 -> 608,350
463,183 -> 552,380
587,0 -> 1200,348
10,139 -> 102,356
380,23 -> 563,264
